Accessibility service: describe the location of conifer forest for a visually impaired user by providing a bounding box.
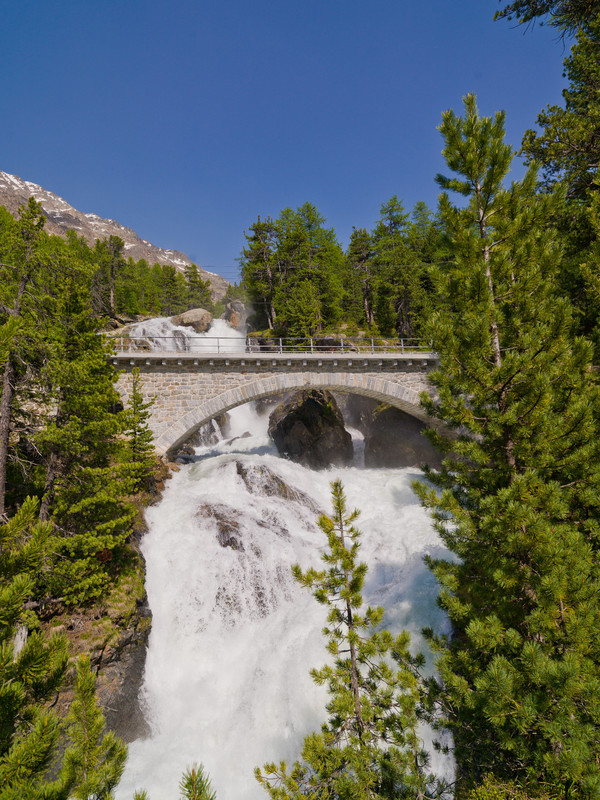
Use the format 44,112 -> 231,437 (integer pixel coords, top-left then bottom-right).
2,3 -> 600,799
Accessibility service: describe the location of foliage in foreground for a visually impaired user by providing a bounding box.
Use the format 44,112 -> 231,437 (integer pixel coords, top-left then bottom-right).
133,763 -> 217,800
416,94 -> 600,797
0,499 -> 127,800
493,0 -> 598,33
256,479 -> 445,800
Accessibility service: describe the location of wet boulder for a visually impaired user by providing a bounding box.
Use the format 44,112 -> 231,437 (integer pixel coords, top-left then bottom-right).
223,300 -> 247,331
235,462 -> 321,512
170,307 -> 213,333
196,503 -> 245,551
268,390 -> 353,469
364,406 -> 442,469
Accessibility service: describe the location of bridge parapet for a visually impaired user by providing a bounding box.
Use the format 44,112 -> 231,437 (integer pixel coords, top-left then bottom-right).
110,335 -> 434,356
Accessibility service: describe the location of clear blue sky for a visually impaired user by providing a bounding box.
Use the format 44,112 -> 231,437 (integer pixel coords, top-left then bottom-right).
2,0 -> 569,282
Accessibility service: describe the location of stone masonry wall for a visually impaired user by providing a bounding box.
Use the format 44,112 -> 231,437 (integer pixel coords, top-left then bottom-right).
114,357 -> 435,456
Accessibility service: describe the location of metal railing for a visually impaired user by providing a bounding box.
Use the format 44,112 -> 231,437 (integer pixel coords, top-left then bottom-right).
111,335 -> 434,355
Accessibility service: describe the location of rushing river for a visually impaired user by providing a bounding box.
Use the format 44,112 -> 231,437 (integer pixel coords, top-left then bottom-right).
115,320 -> 453,799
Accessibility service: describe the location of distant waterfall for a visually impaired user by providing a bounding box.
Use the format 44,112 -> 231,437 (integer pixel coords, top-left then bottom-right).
122,316 -> 246,352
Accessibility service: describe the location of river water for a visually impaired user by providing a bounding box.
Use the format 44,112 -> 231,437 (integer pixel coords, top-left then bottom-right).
114,320 -> 453,799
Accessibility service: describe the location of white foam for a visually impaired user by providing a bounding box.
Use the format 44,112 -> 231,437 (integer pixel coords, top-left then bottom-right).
115,404 -> 453,799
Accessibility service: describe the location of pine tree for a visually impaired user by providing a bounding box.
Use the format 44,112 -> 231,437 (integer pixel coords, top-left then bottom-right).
370,196 -> 434,338
521,15 -> 600,198
416,94 -> 600,796
346,227 -> 375,326
124,367 -> 155,490
61,655 -> 127,799
132,763 -> 217,800
36,288 -> 137,604
161,265 -> 188,316
273,203 -> 345,334
0,497 -> 69,800
178,765 -> 217,800
517,17 -> 600,351
0,198 -> 47,515
256,480 -> 439,800
493,0 -> 598,34
184,264 -> 213,311
241,215 -> 280,330
274,280 -> 322,340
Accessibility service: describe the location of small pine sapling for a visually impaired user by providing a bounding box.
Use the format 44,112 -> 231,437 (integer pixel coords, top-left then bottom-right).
124,367 -> 155,489
132,763 -> 217,800
256,479 -> 443,800
61,655 -> 127,799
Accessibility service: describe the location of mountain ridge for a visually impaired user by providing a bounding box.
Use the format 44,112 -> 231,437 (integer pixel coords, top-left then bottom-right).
0,170 -> 229,300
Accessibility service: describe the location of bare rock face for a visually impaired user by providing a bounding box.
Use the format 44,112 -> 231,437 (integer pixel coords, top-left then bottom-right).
364,406 -> 443,469
235,462 -> 321,512
223,300 -> 247,331
0,170 -> 229,300
268,390 -> 353,469
99,610 -> 152,742
170,307 -> 213,333
197,503 -> 245,550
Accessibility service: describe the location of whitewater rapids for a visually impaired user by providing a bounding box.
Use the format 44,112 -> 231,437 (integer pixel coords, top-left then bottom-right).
114,318 -> 452,799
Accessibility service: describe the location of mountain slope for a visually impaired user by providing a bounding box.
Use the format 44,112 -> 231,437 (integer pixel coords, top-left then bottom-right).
0,170 -> 229,299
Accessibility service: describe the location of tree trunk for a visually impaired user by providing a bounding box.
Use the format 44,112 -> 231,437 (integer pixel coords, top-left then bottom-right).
363,280 -> 374,326
0,267 -> 31,516
0,358 -> 16,518
109,262 -> 116,319
39,450 -> 59,522
476,183 -> 502,369
346,599 -> 365,739
338,515 -> 365,739
476,183 -> 517,472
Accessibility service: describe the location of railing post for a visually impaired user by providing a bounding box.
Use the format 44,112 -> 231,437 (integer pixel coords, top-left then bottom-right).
310,338 -> 314,354
279,337 -> 283,354
341,338 -> 344,353
370,338 -> 374,354
217,337 -> 220,354
401,339 -> 404,354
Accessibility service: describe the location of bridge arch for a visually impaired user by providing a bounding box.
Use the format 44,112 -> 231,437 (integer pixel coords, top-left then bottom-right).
154,371 -> 431,457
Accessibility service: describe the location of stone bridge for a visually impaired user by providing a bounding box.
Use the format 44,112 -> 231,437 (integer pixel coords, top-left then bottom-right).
113,350 -> 438,458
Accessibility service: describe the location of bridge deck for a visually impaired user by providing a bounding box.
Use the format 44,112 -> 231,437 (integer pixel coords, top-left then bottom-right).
111,351 -> 437,365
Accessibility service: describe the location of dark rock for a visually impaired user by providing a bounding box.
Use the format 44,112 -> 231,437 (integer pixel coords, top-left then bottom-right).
196,497 -> 291,550
332,393 -> 379,432
223,300 -> 247,331
226,431 -> 251,445
245,336 -> 280,353
100,613 -> 152,742
196,503 -> 245,551
170,307 -> 213,333
214,413 -> 230,437
268,390 -> 353,469
235,462 -> 321,512
364,405 -> 443,469
313,336 -> 356,352
175,416 -> 226,454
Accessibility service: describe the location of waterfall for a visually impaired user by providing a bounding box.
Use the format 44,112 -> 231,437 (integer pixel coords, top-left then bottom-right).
114,319 -> 454,799
122,317 -> 246,352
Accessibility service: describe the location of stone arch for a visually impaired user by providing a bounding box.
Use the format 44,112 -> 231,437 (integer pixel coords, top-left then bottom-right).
154,371 -> 431,457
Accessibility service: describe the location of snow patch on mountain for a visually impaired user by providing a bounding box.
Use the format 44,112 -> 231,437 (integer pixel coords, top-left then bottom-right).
0,170 -> 229,300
